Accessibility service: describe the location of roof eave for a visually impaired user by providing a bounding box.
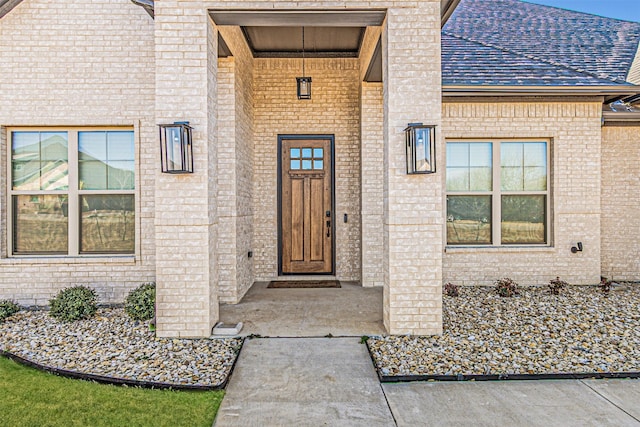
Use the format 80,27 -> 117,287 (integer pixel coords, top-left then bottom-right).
1,0 -> 155,19
130,0 -> 461,25
441,0 -> 462,27
443,85 -> 640,103
0,0 -> 23,19
602,111 -> 640,123
131,0 -> 154,18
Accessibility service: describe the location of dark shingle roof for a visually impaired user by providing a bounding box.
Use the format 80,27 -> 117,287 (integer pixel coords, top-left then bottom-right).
442,34 -> 623,86
443,0 -> 640,86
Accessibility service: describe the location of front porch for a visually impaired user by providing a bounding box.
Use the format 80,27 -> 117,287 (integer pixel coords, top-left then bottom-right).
218,281 -> 385,337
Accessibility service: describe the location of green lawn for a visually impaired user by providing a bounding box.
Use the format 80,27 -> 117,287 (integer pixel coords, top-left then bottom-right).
0,356 -> 224,427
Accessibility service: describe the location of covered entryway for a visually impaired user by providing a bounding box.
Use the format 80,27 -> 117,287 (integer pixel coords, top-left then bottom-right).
279,135 -> 334,275
212,10 -> 384,299
154,2 -> 446,338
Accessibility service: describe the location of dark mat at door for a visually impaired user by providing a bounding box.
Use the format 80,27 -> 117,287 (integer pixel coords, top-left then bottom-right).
267,280 -> 341,289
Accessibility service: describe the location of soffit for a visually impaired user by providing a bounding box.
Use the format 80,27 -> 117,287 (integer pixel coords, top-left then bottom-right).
602,101 -> 640,123
211,2 -> 457,26
363,39 -> 382,82
218,33 -> 232,58
443,85 -> 640,103
209,10 -> 386,27
242,26 -> 364,58
210,10 -> 383,59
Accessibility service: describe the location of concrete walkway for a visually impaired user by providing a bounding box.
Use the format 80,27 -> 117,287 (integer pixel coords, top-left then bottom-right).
214,337 -> 395,426
383,379 -> 640,427
214,337 -> 640,426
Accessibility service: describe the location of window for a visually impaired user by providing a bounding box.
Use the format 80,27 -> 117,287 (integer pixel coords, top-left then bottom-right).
9,129 -> 135,255
446,140 -> 549,246
290,147 -> 323,170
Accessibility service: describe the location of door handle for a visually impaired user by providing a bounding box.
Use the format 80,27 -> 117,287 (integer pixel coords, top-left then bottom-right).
326,220 -> 331,237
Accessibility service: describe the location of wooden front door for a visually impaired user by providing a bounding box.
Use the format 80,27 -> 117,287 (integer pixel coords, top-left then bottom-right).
280,137 -> 333,274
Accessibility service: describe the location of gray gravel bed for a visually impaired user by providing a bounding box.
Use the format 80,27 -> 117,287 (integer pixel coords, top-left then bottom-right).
0,308 -> 242,387
369,285 -> 640,377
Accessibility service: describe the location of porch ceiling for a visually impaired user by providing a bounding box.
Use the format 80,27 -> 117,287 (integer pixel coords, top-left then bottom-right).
210,10 -> 385,58
242,26 -> 365,58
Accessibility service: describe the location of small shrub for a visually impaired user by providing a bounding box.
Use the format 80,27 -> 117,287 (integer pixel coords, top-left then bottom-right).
49,286 -> 98,322
0,300 -> 20,322
600,277 -> 612,294
494,277 -> 519,297
444,282 -> 460,297
548,277 -> 568,295
125,282 -> 156,321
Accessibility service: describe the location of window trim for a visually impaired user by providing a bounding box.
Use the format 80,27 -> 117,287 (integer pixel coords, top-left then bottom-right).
445,138 -> 551,247
7,126 -> 137,257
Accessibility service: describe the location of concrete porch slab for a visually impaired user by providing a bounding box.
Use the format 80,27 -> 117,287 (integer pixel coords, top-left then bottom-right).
382,379 -> 640,427
213,338 -> 395,426
218,281 -> 385,337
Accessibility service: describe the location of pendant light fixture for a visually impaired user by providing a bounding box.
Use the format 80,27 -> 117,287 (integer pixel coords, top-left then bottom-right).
296,27 -> 312,100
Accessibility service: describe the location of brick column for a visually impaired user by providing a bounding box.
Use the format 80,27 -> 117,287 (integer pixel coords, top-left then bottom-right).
216,57 -> 239,303
361,82 -> 384,287
383,3 -> 443,335
154,4 -> 218,337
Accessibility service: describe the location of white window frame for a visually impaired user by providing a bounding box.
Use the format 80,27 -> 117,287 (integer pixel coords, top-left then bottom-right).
7,127 -> 136,257
446,138 -> 551,247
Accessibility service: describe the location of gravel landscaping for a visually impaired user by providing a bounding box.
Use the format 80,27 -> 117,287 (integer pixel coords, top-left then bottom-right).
3,285 -> 639,385
369,285 -> 640,378
0,308 -> 242,388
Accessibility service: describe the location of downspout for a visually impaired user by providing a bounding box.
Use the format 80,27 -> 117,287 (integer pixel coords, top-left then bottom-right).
131,0 -> 154,18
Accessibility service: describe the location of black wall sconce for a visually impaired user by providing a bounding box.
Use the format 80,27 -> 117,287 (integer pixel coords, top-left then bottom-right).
571,242 -> 583,253
405,123 -> 436,174
159,121 -> 193,174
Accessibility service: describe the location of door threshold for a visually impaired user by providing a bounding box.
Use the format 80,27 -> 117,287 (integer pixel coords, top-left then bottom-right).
273,275 -> 337,281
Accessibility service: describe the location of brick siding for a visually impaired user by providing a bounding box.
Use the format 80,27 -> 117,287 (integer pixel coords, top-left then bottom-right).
443,98 -> 603,287
601,124 -> 640,280
0,0 -> 156,306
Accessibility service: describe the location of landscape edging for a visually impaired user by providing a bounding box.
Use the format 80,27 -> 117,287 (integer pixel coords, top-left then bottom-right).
364,340 -> 640,383
1,338 -> 245,391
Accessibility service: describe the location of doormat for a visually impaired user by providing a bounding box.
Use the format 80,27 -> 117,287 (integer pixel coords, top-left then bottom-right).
267,280 -> 341,289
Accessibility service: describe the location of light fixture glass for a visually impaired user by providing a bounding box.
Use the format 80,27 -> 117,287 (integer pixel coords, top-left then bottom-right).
405,123 -> 436,174
296,27 -> 312,100
297,77 -> 312,99
159,121 -> 193,174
